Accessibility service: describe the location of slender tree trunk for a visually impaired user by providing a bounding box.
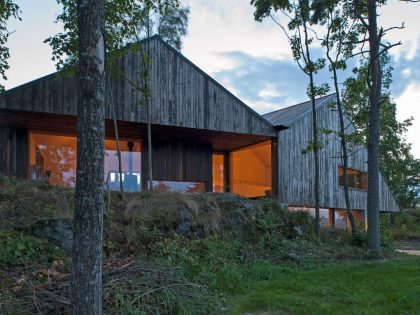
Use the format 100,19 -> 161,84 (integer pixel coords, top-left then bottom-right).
107,75 -> 124,198
302,19 -> 320,236
71,0 -> 105,314
366,0 -> 381,251
147,121 -> 153,189
330,65 -> 357,237
145,11 -> 153,190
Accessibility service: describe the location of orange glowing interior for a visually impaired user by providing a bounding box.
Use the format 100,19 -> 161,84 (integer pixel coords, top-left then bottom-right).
230,140 -> 272,198
28,131 -> 141,190
212,154 -> 224,192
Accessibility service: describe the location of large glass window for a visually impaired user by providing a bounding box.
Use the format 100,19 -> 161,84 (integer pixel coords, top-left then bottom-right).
289,206 -> 364,229
212,153 -> 224,193
335,210 -> 364,229
289,206 -> 330,227
29,133 -> 77,187
230,140 -> 272,198
29,131 -> 141,191
338,167 -> 367,190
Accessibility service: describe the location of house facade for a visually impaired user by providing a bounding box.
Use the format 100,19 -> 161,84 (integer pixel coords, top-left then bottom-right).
0,36 -> 399,229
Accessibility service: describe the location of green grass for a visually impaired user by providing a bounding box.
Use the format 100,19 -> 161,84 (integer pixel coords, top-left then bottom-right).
227,257 -> 420,315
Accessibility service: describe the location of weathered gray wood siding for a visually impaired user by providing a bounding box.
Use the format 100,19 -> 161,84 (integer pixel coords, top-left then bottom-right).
1,37 -> 275,137
0,126 -> 28,178
277,103 -> 399,212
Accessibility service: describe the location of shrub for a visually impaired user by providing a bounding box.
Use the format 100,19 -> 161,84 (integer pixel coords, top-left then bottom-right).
0,231 -> 63,268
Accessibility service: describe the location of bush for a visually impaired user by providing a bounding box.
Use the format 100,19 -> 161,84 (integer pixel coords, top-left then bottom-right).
380,209 -> 420,241
0,231 -> 63,268
0,176 -> 73,230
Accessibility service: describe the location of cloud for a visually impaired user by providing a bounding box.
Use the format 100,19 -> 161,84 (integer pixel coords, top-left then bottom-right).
213,50 -> 353,114
395,83 -> 420,158
391,45 -> 420,96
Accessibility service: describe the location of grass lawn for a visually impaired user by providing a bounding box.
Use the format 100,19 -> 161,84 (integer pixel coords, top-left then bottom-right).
227,256 -> 420,315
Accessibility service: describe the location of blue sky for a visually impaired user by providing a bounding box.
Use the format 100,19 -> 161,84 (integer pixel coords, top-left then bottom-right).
4,0 -> 420,157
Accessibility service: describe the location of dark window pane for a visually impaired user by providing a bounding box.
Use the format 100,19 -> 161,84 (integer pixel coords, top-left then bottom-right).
152,180 -> 205,193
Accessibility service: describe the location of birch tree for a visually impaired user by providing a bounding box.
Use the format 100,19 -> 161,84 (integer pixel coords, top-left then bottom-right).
252,0 -> 329,236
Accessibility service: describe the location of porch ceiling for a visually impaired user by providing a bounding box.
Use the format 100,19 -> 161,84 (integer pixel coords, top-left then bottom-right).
0,109 -> 273,151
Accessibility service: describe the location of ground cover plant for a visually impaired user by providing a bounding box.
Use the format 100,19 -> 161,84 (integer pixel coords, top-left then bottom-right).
0,178 -> 419,314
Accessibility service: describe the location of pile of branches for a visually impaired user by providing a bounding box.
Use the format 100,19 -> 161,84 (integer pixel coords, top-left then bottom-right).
2,258 -> 217,314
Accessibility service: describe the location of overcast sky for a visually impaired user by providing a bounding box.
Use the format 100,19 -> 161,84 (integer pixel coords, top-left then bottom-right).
4,0 -> 420,157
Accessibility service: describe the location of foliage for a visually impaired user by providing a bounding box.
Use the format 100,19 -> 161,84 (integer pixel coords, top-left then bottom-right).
0,231 -> 63,268
142,4 -> 190,50
251,0 -> 330,236
45,0 -> 188,72
0,176 -> 73,230
0,180 -> 408,313
381,208 -> 420,241
0,0 -> 21,92
343,55 -> 420,208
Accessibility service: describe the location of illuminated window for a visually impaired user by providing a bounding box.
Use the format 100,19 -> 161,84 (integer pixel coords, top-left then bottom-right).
289,206 -> 364,230
104,140 -> 141,192
28,131 -> 141,191
212,153 -> 224,192
338,167 -> 367,190
152,180 -> 205,193
29,132 -> 77,187
289,206 -> 330,227
230,140 -> 272,198
335,210 -> 364,229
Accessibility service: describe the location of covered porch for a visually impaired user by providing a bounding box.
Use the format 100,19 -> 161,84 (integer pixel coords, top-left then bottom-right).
0,109 -> 277,198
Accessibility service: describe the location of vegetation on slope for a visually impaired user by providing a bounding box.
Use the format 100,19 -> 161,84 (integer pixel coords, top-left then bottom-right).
0,177 -> 418,314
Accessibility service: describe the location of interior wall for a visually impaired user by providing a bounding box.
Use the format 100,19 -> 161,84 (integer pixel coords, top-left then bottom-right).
28,131 -> 141,190
230,140 -> 272,198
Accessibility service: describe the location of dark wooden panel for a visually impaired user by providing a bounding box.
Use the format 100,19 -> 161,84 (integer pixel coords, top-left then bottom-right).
0,126 -> 28,178
141,139 -> 212,192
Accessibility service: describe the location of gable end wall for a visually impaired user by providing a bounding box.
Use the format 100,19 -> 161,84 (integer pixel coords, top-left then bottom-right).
277,103 -> 399,212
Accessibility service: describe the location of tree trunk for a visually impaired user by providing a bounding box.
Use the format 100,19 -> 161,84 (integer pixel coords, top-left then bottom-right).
71,0 -> 105,314
330,66 -> 357,237
302,18 -> 320,236
107,74 -> 124,199
366,0 -> 381,251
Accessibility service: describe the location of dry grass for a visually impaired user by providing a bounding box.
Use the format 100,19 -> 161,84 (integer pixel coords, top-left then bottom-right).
0,258 -> 218,315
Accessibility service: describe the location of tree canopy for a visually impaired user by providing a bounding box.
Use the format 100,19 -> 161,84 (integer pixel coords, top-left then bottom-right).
0,0 -> 20,92
45,0 -> 187,72
343,55 -> 420,208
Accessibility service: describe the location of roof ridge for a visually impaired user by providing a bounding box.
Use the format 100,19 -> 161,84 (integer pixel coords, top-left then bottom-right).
263,93 -> 336,117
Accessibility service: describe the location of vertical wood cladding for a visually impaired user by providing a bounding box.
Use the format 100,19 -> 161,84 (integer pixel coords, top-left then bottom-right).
1,37 -> 276,137
0,126 -> 28,178
141,139 -> 212,192
277,103 -> 399,212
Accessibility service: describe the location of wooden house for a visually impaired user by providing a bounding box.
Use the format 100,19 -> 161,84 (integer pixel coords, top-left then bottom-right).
0,35 -> 399,229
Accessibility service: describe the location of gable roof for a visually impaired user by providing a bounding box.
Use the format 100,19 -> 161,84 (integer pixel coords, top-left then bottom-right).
152,36 -> 275,130
263,94 -> 336,128
1,35 -> 277,137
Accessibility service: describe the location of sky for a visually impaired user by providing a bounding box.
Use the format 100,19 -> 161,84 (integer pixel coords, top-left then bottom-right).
4,0 -> 420,157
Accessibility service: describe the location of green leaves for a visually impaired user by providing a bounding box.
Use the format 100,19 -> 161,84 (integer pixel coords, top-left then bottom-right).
0,0 -> 21,92
45,0 -> 185,72
251,0 -> 291,22
343,56 -> 420,207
